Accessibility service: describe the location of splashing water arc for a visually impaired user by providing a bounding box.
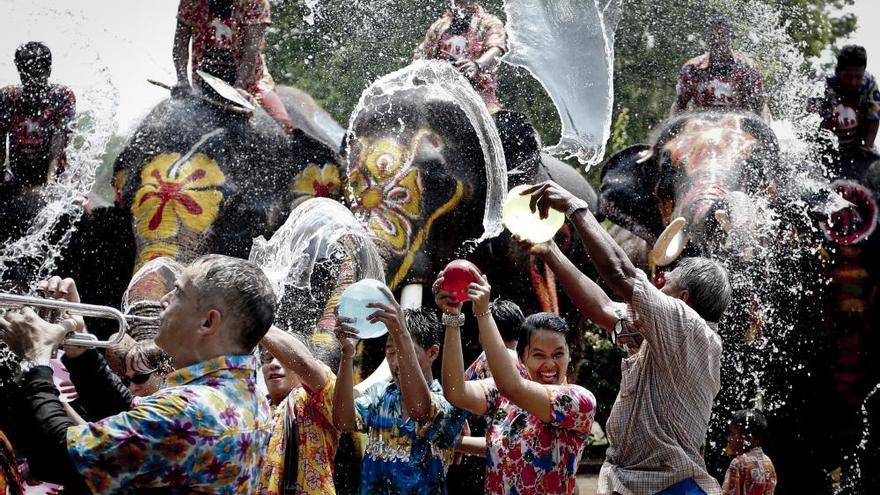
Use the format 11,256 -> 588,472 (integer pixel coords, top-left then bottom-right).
502,0 -> 622,168
347,60 -> 508,242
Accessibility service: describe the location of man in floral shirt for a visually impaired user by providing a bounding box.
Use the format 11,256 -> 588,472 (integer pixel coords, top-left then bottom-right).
173,0 -> 294,132
0,255 -> 276,494
414,0 -> 507,113
672,17 -> 768,119
334,303 -> 469,495
257,326 -> 340,495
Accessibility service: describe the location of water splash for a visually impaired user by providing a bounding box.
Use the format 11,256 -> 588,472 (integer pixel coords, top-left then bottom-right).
250,197 -> 385,301
502,0 -> 622,167
347,60 -> 508,242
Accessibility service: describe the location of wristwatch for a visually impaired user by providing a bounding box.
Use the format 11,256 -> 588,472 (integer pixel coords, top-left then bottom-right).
441,312 -> 465,328
610,318 -> 625,346
17,358 -> 50,382
565,198 -> 589,218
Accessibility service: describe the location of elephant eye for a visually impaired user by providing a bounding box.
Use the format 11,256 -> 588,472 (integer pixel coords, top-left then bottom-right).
375,153 -> 395,173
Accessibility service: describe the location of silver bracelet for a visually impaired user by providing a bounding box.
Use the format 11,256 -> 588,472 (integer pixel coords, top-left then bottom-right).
442,312 -> 465,328
565,198 -> 589,218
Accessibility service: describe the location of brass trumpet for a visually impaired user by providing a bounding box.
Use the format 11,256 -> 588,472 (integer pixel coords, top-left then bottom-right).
0,293 -> 160,348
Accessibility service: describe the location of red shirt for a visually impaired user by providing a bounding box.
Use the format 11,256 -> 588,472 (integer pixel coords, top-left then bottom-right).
177,0 -> 274,94
676,52 -> 765,114
722,447 -> 777,495
0,83 -> 76,187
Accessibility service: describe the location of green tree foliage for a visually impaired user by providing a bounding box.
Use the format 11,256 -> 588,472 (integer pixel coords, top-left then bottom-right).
266,0 -> 855,155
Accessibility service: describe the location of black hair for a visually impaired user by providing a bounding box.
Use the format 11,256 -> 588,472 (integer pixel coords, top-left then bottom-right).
449,10 -> 473,36
14,42 -> 51,75
491,299 -> 524,343
705,15 -> 735,35
404,308 -> 441,350
729,408 -> 769,442
516,312 -> 571,359
837,45 -> 868,70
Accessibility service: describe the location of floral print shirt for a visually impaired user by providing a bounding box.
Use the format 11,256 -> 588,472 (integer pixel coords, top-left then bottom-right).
464,350 -> 529,381
177,0 -> 275,93
354,379 -> 469,495
66,354 -> 271,494
259,370 -> 339,495
722,447 -> 777,495
480,380 -> 596,495
676,52 -> 765,115
415,5 -> 507,113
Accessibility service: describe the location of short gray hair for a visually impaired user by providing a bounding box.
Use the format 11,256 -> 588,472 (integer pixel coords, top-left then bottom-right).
189,254 -> 276,351
675,257 -> 732,323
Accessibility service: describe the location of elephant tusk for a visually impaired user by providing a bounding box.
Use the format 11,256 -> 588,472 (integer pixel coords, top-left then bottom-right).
400,284 -> 423,309
651,217 -> 687,267
636,149 -> 654,164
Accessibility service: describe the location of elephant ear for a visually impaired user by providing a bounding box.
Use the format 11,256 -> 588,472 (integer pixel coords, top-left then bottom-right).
599,144 -> 665,243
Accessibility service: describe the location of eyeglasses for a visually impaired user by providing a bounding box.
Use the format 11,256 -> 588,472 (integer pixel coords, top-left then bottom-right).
122,370 -> 157,387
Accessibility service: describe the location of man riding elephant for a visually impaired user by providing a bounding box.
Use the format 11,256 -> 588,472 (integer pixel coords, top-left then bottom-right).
414,0 -> 506,115
173,0 -> 295,133
0,42 -> 76,243
672,16 -> 769,120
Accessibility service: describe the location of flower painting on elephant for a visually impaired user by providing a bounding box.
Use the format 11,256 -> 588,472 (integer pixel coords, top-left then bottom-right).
131,152 -> 226,270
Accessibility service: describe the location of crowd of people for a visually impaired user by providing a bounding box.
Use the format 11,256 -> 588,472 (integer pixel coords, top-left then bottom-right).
0,0 -> 878,494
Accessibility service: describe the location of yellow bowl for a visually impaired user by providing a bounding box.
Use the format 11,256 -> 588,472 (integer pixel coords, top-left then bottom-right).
502,184 -> 566,244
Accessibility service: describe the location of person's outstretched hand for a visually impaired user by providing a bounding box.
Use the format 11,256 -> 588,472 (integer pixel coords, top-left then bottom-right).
367,286 -> 407,338
0,308 -> 71,362
466,269 -> 492,316
522,180 -> 578,219
433,270 -> 463,316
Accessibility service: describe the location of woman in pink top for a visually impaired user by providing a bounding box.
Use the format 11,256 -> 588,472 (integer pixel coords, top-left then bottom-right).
434,267 -> 596,495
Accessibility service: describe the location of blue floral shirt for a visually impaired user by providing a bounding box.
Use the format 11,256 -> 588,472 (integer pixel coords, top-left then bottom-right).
66,354 -> 272,494
354,379 -> 468,495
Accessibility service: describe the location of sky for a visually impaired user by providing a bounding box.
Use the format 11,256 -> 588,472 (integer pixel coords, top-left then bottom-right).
0,0 -> 877,135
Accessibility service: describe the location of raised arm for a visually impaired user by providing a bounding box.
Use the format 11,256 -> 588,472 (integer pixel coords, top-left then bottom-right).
331,322 -> 358,432
531,241 -> 619,331
368,289 -> 432,422
261,326 -> 328,392
433,274 -> 488,416
468,271 -> 555,422
524,181 -> 639,302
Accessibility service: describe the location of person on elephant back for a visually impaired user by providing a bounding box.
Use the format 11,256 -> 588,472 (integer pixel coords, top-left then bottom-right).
173,0 -> 295,133
672,16 -> 769,120
808,45 -> 880,174
414,0 -> 507,114
0,42 -> 75,193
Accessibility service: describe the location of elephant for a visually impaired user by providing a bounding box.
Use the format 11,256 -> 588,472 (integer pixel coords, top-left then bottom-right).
599,111 -> 780,266
54,86 -> 341,337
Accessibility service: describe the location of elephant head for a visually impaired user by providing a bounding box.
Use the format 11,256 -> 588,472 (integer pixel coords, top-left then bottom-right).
113,94 -> 339,273
600,112 -> 778,265
344,61 -> 507,292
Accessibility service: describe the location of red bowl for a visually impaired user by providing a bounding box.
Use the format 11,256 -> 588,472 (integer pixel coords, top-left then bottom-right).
440,259 -> 481,302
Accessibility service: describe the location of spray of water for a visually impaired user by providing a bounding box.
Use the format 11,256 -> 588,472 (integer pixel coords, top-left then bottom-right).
502,0 -> 622,167
347,60 -> 509,243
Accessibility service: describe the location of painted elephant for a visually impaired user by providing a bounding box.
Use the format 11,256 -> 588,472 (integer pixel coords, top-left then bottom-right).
600,111 -> 780,265
57,88 -> 341,333
344,61 -> 599,314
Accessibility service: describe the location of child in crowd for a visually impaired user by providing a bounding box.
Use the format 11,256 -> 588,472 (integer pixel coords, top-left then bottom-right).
333,292 -> 469,495
435,267 -> 596,495
722,409 -> 777,495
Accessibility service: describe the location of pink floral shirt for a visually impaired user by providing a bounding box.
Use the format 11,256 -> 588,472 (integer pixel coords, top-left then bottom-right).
480,380 -> 596,495
414,5 -> 507,113
178,0 -> 274,93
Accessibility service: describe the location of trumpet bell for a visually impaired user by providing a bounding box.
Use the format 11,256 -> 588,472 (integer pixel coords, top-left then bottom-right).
652,217 -> 688,267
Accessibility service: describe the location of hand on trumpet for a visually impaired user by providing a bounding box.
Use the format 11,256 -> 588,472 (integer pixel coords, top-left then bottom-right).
0,307 -> 73,364
39,276 -> 89,358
